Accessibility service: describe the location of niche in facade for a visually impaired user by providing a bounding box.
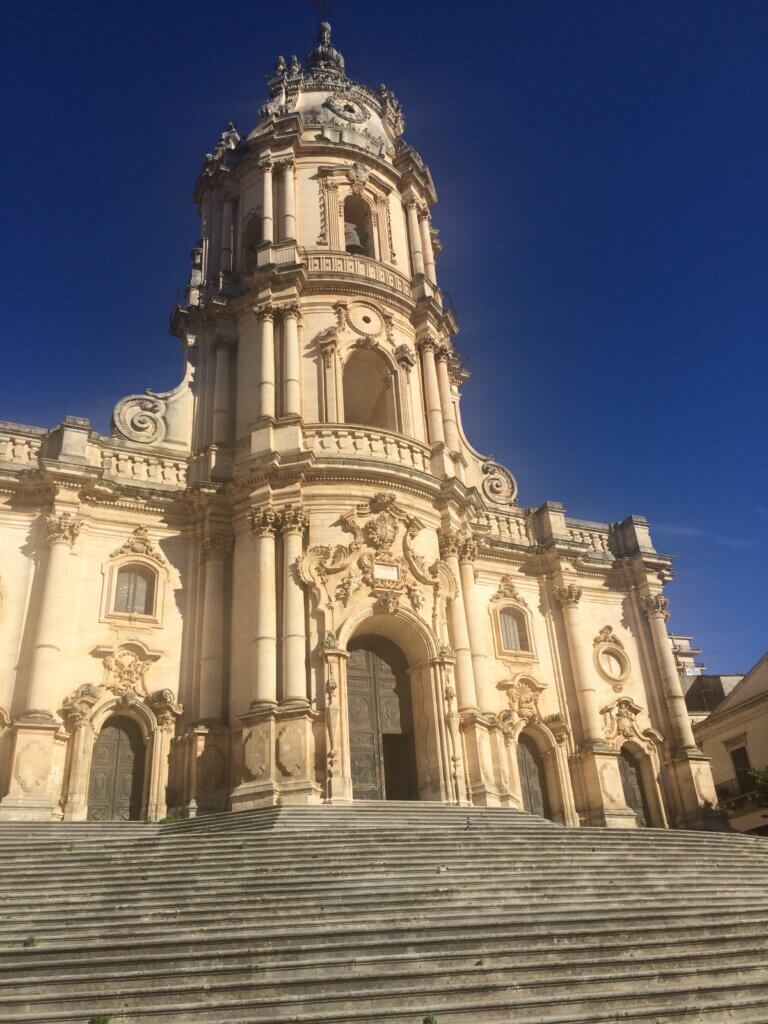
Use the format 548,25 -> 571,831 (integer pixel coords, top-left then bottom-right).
344,195 -> 374,257
343,348 -> 397,432
242,213 -> 262,272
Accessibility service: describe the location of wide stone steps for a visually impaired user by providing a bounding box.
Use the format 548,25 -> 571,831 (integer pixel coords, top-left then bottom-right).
1,804 -> 767,1024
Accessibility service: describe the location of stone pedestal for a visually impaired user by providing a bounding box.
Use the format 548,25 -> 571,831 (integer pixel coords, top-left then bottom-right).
460,712 -> 502,807
665,749 -> 719,829
0,714 -> 63,820
232,703 -> 320,810
571,744 -> 638,828
172,722 -> 229,817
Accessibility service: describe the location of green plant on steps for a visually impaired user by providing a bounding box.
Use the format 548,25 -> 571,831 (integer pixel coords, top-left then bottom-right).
88,1016 -> 111,1024
423,1015 -> 438,1024
22,936 -> 36,948
749,767 -> 768,802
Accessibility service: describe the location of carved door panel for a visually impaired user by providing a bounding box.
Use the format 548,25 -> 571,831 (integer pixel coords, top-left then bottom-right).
347,641 -> 416,801
516,735 -> 551,819
618,749 -> 649,827
88,717 -> 145,821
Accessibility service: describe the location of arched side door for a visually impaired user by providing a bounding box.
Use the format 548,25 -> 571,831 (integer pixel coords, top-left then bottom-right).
618,747 -> 651,828
516,733 -> 552,820
87,716 -> 145,821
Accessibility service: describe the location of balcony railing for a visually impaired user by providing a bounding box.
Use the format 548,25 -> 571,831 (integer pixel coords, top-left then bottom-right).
304,249 -> 413,299
305,424 -> 432,474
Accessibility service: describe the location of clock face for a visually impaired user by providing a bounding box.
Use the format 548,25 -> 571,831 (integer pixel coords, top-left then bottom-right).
325,93 -> 369,124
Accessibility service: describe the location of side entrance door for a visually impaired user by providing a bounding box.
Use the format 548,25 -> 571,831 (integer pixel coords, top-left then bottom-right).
516,734 -> 551,819
618,748 -> 650,827
87,716 -> 145,821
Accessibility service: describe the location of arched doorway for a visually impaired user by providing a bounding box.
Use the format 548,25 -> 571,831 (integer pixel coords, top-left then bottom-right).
347,636 -> 418,800
87,716 -> 145,821
618,746 -> 652,828
516,732 -> 552,819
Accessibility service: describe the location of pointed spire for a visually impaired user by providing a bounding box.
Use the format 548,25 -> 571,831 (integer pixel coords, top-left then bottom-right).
306,20 -> 345,81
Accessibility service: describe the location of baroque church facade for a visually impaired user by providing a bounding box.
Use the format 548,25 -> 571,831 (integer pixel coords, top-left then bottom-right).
0,24 -> 717,828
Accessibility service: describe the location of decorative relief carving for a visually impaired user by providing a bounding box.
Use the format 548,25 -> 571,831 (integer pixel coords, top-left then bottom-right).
277,724 -> 303,776
111,526 -> 166,564
480,460 -> 518,506
325,93 -> 369,123
599,761 -> 622,805
278,505 -> 309,536
593,626 -> 630,691
346,161 -> 370,194
103,645 -> 155,698
242,726 -> 270,781
492,576 -> 527,605
395,344 -> 416,372
498,674 -> 546,724
45,512 -> 81,548
14,740 -> 49,794
112,395 -> 167,445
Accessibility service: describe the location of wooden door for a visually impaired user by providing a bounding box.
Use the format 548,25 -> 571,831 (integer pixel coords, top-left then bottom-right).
87,716 -> 145,821
516,734 -> 551,819
618,748 -> 650,827
347,639 -> 416,801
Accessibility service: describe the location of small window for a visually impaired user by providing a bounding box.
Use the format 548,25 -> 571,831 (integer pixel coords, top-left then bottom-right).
114,565 -> 156,616
730,746 -> 753,794
499,607 -> 530,653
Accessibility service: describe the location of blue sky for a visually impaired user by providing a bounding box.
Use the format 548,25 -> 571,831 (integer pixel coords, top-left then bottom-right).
2,1 -> 766,672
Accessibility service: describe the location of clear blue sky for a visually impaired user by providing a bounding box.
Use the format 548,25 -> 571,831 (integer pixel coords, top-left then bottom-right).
2,1 -> 766,672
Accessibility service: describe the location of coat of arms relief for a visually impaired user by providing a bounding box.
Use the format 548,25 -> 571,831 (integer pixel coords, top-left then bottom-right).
298,492 -> 456,639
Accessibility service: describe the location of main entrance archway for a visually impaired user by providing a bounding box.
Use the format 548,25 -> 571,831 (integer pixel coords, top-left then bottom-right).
347,636 -> 418,801
618,746 -> 651,827
516,732 -> 552,819
87,715 -> 145,821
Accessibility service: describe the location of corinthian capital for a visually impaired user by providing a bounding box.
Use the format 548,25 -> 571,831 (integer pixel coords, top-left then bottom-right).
278,505 -> 309,536
416,336 -> 438,356
249,507 -> 277,537
280,301 -> 301,321
45,512 -> 81,548
202,534 -> 233,561
459,536 -> 479,563
641,594 -> 670,622
437,527 -> 462,561
435,344 -> 451,363
253,302 -> 276,321
554,584 -> 582,609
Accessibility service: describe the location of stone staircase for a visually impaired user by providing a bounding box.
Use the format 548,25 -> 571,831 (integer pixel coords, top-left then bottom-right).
1,803 -> 768,1024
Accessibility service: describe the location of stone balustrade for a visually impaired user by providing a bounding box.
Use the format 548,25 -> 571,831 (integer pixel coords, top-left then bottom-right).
0,430 -> 43,466
102,451 -> 187,488
305,424 -> 431,472
478,511 -> 531,545
566,521 -> 611,554
304,250 -> 412,299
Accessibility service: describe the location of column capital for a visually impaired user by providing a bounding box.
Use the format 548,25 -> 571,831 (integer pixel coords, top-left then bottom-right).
201,534 -> 233,561
249,507 -> 278,537
273,157 -> 294,171
554,583 -> 582,609
257,157 -> 273,173
438,526 -> 462,561
253,302 -> 276,321
435,343 -> 451,363
641,594 -> 670,622
459,536 -> 479,564
280,301 -> 301,321
45,511 -> 81,548
416,335 -> 439,356
277,504 -> 309,536
395,343 -> 416,372
417,205 -> 431,221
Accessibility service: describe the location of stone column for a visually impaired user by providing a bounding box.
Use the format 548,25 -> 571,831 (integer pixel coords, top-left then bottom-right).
554,584 -> 603,745
254,303 -> 276,421
278,159 -> 296,240
281,303 -> 302,419
435,345 -> 461,452
419,208 -> 436,284
278,505 -> 309,706
220,195 -> 235,274
405,201 -> 425,277
641,595 -> 698,752
211,342 -> 233,446
417,338 -> 445,446
458,538 -> 495,713
26,512 -> 81,713
438,529 -> 478,713
260,159 -> 274,245
199,534 -> 232,722
201,192 -> 213,282
249,508 -> 278,708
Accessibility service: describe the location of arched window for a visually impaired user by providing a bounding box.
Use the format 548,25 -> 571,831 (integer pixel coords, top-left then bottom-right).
499,607 -> 530,653
242,213 -> 262,273
114,564 -> 156,616
342,348 -> 398,432
344,195 -> 374,258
